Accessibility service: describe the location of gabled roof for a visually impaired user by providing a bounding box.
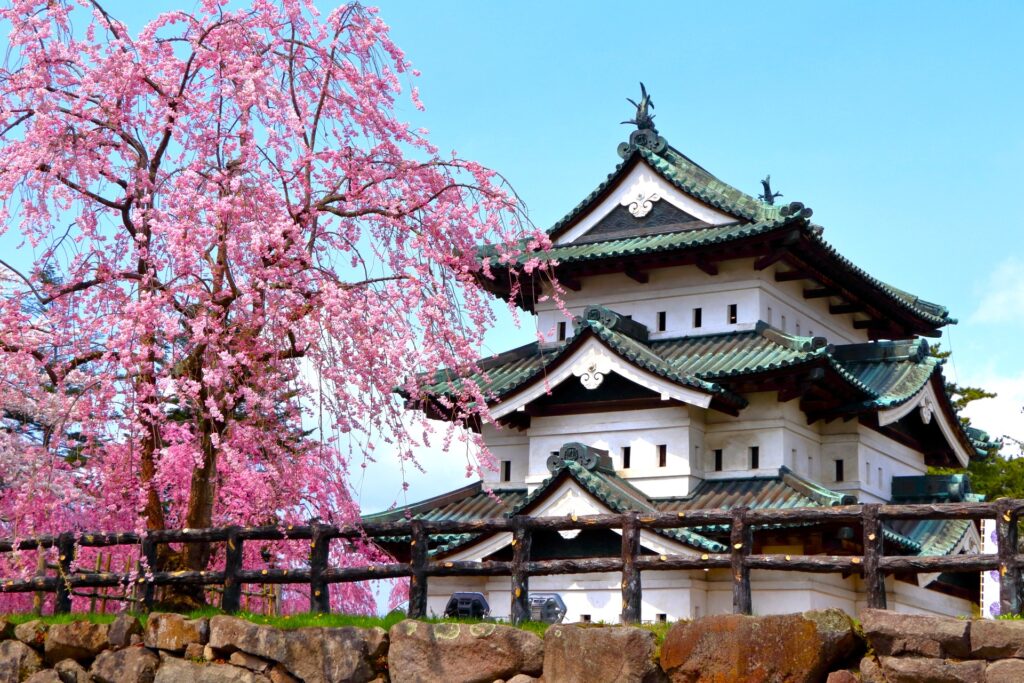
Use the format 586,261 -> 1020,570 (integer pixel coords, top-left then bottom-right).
479,127 -> 954,339
418,314 -> 984,465
545,145 -> 778,241
363,465 -> 976,560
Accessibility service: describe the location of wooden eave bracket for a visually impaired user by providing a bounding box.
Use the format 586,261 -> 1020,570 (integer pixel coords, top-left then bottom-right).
803,287 -> 839,300
695,257 -> 719,276
624,268 -> 649,284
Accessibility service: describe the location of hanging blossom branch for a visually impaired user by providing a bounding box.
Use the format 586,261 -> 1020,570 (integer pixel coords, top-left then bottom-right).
0,0 -> 553,612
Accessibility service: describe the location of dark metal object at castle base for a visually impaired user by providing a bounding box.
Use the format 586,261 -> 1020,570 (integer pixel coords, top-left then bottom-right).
528,592 -> 567,624
444,591 -> 490,619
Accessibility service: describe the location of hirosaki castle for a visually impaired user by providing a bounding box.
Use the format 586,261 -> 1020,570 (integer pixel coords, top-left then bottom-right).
367,90 -> 993,622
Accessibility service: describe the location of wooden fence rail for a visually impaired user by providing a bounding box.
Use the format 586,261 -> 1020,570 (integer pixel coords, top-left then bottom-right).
2,499 -> 1022,623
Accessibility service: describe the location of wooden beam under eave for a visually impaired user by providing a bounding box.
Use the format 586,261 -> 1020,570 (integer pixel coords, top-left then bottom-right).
803,287 -> 838,300
559,276 -> 582,292
695,257 -> 718,276
829,302 -> 863,315
852,319 -> 886,330
625,268 -> 649,284
754,249 -> 788,271
774,269 -> 807,282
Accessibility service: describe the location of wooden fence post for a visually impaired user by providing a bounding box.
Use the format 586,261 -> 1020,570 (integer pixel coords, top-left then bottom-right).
408,520 -> 428,619
140,534 -> 158,611
730,507 -> 752,615
862,504 -> 886,609
510,517 -> 532,625
54,533 -> 76,614
221,526 -> 244,613
309,524 -> 331,614
997,500 -> 1021,616
621,512 -> 642,624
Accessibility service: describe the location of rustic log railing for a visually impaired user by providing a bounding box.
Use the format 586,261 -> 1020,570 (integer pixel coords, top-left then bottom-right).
2,500 -> 1022,623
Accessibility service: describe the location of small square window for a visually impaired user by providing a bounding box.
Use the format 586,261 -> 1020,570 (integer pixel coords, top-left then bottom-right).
767,306 -> 773,325
657,311 -> 667,332
728,304 -> 738,324
581,614 -> 592,623
656,613 -> 668,623
835,459 -> 845,482
622,446 -> 631,469
500,460 -> 511,482
557,321 -> 567,341
714,449 -> 723,472
781,314 -> 787,332
749,446 -> 759,469
866,460 -> 872,484
658,444 -> 668,468
693,307 -> 702,328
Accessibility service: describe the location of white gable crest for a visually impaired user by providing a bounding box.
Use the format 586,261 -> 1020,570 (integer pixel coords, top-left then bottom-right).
571,347 -> 612,389
619,173 -> 662,218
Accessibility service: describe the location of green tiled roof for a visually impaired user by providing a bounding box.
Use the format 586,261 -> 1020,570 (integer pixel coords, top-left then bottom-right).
545,144 -> 778,240
426,321 -> 942,416
363,465 -> 975,560
510,460 -> 726,553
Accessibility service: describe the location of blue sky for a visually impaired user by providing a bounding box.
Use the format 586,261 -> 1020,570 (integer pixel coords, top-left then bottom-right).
4,1 -> 1023,512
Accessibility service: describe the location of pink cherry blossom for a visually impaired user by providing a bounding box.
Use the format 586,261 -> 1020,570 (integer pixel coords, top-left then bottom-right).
0,0 -> 552,613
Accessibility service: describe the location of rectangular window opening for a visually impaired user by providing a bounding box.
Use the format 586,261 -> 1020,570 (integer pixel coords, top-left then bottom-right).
781,314 -> 787,332
835,459 -> 845,482
656,613 -> 668,624
714,448 -> 723,472
749,446 -> 759,470
878,466 -> 883,488
581,614 -> 592,623
791,448 -> 797,468
500,460 -> 511,482
658,444 -> 668,468
767,306 -> 773,325
807,455 -> 813,476
796,322 -> 801,335
728,304 -> 738,324
693,307 -> 702,329
622,446 -> 631,469
866,461 -> 872,485
657,311 -> 667,332
557,321 -> 567,341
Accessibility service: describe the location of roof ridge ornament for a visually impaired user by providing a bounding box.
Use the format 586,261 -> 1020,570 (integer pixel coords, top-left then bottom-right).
759,175 -> 783,205
618,82 -> 668,159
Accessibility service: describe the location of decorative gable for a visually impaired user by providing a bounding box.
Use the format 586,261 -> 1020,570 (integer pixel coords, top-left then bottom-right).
554,163 -> 738,245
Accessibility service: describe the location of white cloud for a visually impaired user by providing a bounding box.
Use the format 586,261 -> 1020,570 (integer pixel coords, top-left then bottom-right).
969,257 -> 1024,325
961,370 -> 1024,457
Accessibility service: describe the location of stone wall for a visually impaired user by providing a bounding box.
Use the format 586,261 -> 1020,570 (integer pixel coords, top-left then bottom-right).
2,608 -> 1024,683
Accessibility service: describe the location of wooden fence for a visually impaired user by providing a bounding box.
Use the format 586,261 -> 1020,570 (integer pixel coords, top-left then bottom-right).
2,499 -> 1022,623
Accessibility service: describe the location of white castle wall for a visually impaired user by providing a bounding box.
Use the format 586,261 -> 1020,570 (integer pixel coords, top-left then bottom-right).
532,259 -> 868,346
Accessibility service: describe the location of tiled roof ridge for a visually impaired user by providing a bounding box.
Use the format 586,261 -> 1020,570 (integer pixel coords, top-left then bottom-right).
778,465 -> 856,506
512,461 -> 726,553
361,480 -> 486,523
805,229 -> 954,326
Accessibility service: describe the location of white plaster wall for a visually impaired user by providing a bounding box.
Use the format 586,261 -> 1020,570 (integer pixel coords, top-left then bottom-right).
703,393 -> 821,478
526,408 -> 698,497
480,424 -> 529,486
819,422 -> 928,503
533,259 -> 869,345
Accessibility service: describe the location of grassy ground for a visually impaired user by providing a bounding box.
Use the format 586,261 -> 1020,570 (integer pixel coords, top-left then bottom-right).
1,609 -> 678,643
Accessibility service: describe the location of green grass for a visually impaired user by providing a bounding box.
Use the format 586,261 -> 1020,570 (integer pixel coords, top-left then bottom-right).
1,608 -> 677,643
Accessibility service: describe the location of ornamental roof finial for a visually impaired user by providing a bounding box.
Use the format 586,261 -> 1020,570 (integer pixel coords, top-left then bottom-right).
617,82 -> 668,159
759,175 -> 783,205
622,82 -> 657,132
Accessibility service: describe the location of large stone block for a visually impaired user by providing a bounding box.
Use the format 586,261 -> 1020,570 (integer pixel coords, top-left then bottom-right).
388,619 -> 543,683
14,621 -> 47,649
543,624 -> 662,683
875,656 -> 985,683
859,609 -> 969,659
53,658 -> 89,683
208,616 -> 381,683
24,671 -> 60,683
108,614 -> 143,649
0,640 -> 43,682
144,613 -> 209,654
659,609 -> 859,683
44,621 -> 109,664
968,618 -> 1024,659
154,656 -> 270,683
986,658 -> 1024,683
91,646 -> 159,683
